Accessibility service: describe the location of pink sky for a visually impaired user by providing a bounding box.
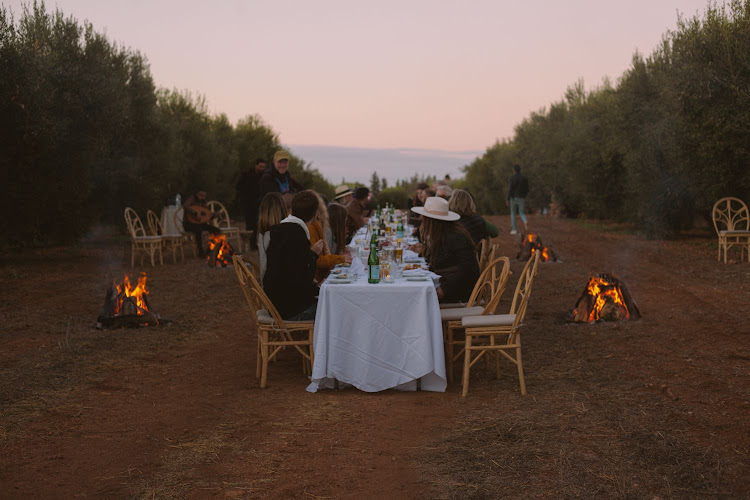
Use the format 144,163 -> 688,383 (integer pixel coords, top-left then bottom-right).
9,0 -> 710,151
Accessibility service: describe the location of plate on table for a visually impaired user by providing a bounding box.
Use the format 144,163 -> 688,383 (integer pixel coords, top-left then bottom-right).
328,278 -> 353,284
330,269 -> 343,275
404,258 -> 422,264
406,276 -> 430,282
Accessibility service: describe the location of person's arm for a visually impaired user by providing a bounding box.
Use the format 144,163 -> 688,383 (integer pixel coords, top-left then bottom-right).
438,233 -> 479,300
483,217 -> 499,238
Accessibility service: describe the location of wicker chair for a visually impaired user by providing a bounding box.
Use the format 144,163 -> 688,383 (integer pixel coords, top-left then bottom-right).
207,200 -> 242,249
232,255 -> 314,388
173,207 -> 199,257
124,208 -> 163,267
712,197 -> 750,263
460,251 -> 541,397
147,209 -> 184,263
440,256 -> 512,382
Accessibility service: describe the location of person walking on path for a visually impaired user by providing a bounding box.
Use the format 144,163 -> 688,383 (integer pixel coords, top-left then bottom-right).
507,164 -> 529,235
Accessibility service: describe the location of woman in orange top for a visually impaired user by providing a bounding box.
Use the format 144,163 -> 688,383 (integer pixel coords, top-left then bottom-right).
308,192 -> 352,281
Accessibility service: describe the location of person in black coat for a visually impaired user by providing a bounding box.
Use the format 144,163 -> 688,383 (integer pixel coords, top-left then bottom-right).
258,150 -> 304,201
235,158 -> 268,232
411,197 -> 479,303
263,190 -> 324,320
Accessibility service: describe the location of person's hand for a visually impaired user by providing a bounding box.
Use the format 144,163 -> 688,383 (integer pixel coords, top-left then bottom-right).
311,240 -> 324,255
344,254 -> 353,264
436,286 -> 445,299
409,242 -> 423,254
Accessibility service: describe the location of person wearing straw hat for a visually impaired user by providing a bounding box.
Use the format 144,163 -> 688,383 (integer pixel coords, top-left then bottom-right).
332,185 -> 354,205
411,197 -> 480,303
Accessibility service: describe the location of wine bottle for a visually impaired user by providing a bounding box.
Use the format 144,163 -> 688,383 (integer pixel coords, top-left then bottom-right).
368,243 -> 380,283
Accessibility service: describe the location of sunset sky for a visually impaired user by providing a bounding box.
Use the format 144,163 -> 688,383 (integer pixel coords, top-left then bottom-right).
6,0 -> 712,181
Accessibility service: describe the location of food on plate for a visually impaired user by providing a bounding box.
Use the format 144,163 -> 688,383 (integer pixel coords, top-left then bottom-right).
403,263 -> 424,271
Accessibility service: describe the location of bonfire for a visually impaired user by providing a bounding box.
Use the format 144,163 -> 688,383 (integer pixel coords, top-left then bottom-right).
207,234 -> 234,267
569,273 -> 641,323
518,232 -> 557,262
96,273 -> 167,328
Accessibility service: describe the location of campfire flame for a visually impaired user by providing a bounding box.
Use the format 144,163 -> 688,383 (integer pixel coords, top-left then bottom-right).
526,233 -> 552,262
113,273 -> 150,315
207,233 -> 234,267
578,274 -> 630,323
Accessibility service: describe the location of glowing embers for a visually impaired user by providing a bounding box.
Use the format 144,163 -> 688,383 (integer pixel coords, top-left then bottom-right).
207,234 -> 234,267
518,232 -> 557,262
569,273 -> 641,323
96,273 -> 168,329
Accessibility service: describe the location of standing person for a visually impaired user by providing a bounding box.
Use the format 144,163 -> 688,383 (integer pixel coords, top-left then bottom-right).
411,197 -> 479,303
345,187 -> 370,239
236,158 -> 267,250
257,192 -> 286,283
258,150 -> 303,200
263,191 -> 324,321
182,189 -> 221,257
332,185 -> 353,205
507,164 -> 529,235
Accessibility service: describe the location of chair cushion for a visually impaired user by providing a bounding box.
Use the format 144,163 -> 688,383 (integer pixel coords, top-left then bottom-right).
256,309 -> 314,325
221,227 -> 240,233
439,302 -> 465,309
719,230 -> 750,235
462,314 -> 516,327
134,235 -> 162,241
441,306 -> 484,321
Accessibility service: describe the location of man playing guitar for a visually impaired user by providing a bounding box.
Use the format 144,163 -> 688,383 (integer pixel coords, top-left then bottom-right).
182,190 -> 222,257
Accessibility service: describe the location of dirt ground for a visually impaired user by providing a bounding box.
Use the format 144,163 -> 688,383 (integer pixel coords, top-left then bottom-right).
1,215 -> 749,499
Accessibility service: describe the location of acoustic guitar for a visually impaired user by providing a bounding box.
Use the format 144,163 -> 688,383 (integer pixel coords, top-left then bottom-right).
185,205 -> 216,224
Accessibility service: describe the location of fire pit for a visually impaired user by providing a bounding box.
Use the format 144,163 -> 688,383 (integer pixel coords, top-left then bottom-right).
518,232 -> 558,262
207,234 -> 234,267
96,273 -> 169,329
569,273 -> 641,323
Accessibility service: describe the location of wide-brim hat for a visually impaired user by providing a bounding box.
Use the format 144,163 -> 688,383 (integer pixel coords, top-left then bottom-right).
333,185 -> 354,201
411,197 -> 460,221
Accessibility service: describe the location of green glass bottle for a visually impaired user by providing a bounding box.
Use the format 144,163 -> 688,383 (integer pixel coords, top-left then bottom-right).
396,219 -> 404,239
368,243 -> 380,283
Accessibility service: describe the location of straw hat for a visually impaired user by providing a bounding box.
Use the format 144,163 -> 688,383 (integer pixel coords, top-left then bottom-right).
411,197 -> 460,221
333,185 -> 354,201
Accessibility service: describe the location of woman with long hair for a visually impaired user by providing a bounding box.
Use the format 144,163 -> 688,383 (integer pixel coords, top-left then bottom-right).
327,202 -> 349,254
412,197 -> 479,303
448,189 -> 499,245
307,191 -> 351,281
257,192 -> 287,282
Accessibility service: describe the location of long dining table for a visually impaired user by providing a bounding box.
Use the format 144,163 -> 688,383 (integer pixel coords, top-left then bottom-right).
306,224 -> 447,393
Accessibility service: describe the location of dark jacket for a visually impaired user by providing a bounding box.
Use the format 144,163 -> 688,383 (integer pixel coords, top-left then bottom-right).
236,169 -> 264,223
459,215 -> 489,246
428,230 -> 480,303
258,166 -> 303,200
263,222 -> 319,319
508,173 -> 529,200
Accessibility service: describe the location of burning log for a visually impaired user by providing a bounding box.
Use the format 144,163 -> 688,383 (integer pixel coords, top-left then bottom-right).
569,273 -> 641,323
96,273 -> 170,329
207,234 -> 234,267
518,232 -> 557,262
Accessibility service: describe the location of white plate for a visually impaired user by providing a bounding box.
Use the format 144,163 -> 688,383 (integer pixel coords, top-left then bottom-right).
406,277 -> 430,281
328,278 -> 353,284
404,259 -> 422,264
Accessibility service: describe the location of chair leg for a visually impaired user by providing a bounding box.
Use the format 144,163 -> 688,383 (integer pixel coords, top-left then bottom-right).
131,242 -> 135,267
255,337 -> 262,379
461,335 -> 473,397
260,333 -> 270,388
516,344 -> 526,396
496,349 -> 501,380
446,325 -> 454,383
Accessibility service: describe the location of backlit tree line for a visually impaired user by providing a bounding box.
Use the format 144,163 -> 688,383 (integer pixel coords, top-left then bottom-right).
464,0 -> 750,237
0,2 -> 333,248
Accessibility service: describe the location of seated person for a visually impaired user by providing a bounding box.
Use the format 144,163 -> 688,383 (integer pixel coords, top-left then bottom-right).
449,189 -> 499,245
263,191 -> 324,321
182,189 -> 221,257
308,192 -> 352,282
345,187 -> 370,240
411,197 -> 480,303
257,192 -> 287,283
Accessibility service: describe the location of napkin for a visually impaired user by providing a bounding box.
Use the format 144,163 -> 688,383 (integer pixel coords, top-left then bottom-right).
349,256 -> 365,276
403,249 -> 421,261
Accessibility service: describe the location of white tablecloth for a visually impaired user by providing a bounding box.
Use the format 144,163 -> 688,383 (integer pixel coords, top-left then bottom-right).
160,206 -> 181,237
307,273 -> 446,393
